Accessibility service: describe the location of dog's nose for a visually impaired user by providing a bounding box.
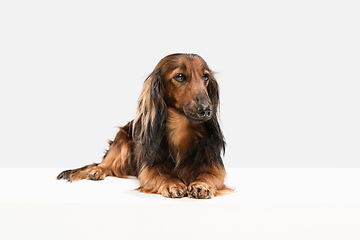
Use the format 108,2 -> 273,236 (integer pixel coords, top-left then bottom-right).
196,104 -> 212,118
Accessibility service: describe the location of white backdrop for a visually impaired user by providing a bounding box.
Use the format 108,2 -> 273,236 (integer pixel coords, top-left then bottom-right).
1,0 -> 359,168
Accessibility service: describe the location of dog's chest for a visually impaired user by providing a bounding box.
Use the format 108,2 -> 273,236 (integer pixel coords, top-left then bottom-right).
166,109 -> 202,158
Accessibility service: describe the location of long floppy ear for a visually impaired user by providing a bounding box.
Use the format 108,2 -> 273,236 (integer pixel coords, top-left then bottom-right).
133,69 -> 167,169
205,74 -> 226,156
207,74 -> 220,113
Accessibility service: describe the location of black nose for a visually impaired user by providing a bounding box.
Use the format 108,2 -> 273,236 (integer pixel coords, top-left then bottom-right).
196,104 -> 212,118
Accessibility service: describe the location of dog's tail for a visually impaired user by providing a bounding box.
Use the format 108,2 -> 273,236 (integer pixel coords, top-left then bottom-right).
215,186 -> 236,197
57,163 -> 98,182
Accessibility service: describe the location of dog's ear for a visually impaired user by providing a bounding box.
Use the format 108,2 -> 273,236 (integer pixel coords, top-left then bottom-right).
148,70 -> 167,144
205,74 -> 226,156
133,69 -> 167,168
207,74 -> 220,113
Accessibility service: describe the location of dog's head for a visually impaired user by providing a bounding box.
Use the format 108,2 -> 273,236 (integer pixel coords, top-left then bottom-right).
158,53 -> 218,123
133,53 -> 220,144
149,53 -> 219,123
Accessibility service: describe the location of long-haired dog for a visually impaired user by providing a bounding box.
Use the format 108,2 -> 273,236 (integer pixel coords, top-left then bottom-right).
57,53 -> 232,199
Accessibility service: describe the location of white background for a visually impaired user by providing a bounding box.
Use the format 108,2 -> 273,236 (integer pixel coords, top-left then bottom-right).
1,0 -> 359,168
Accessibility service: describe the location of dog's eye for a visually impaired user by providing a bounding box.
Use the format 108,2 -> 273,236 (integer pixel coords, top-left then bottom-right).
174,73 -> 186,82
203,73 -> 210,82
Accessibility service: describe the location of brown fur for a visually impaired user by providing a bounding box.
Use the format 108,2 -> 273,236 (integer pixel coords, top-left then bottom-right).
166,108 -> 203,161
57,53 -> 234,199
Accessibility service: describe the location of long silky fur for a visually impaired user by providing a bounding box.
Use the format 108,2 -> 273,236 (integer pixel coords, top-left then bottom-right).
132,69 -> 168,172
133,56 -> 226,182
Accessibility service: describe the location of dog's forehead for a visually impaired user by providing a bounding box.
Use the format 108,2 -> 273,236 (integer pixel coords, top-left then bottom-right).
175,57 -> 208,73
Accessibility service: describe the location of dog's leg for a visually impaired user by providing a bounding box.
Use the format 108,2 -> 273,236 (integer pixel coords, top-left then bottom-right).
56,163 -> 98,182
137,165 -> 188,198
57,122 -> 135,182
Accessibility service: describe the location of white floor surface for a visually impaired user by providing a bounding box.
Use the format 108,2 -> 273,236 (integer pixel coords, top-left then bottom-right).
1,168 -> 360,240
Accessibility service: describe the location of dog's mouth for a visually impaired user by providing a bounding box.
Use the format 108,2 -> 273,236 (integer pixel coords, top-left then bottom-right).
180,106 -> 213,123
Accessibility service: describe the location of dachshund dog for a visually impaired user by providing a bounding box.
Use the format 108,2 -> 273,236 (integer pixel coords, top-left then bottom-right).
57,53 -> 232,199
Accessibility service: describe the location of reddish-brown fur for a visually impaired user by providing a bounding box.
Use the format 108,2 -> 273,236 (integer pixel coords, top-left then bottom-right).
57,53 -> 233,199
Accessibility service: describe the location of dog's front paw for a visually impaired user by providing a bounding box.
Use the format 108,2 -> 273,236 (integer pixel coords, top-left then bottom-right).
188,182 -> 215,199
87,166 -> 106,180
159,182 -> 188,198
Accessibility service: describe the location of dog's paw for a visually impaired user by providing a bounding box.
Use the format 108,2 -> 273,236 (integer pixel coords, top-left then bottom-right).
188,182 -> 215,199
159,182 -> 188,198
57,170 -> 72,181
87,166 -> 106,180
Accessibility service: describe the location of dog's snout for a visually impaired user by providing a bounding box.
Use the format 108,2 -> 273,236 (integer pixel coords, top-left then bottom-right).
196,104 -> 212,118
